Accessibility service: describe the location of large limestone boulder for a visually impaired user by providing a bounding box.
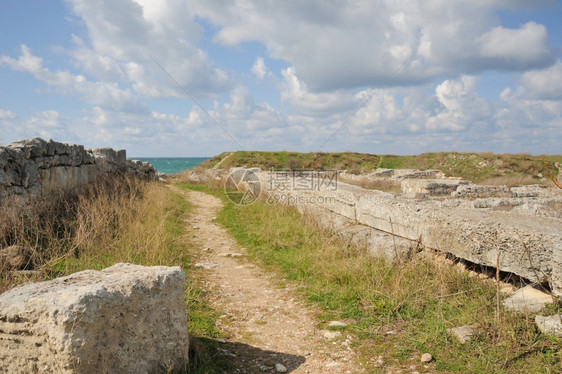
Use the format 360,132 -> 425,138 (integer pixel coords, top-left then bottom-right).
0,263 -> 189,373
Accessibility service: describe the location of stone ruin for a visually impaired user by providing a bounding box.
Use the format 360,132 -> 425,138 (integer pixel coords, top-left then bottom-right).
234,168 -> 562,298
0,263 -> 189,373
0,140 -> 189,372
340,168 -> 562,218
0,137 -> 157,203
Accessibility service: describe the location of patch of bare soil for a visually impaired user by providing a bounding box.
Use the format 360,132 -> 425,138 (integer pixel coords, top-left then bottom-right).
171,186 -> 363,373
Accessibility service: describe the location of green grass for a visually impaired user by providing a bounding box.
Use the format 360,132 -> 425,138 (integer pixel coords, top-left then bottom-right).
216,196 -> 561,373
200,151 -> 382,173
201,151 -> 562,184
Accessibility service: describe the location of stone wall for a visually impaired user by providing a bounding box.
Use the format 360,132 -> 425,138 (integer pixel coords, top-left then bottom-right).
247,169 -> 562,297
0,138 -> 157,202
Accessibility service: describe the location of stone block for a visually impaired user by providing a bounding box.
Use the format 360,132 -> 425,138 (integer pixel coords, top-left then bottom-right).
535,315 -> 562,338
0,148 -> 9,168
0,263 -> 189,373
401,179 -> 467,196
502,285 -> 553,313
258,170 -> 562,296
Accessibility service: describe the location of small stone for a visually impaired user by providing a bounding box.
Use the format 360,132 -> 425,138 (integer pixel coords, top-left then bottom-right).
217,348 -> 236,357
385,330 -> 398,335
420,353 -> 432,363
500,284 -> 516,295
275,363 -> 287,373
535,315 -> 562,337
194,262 -> 220,269
328,320 -> 348,327
447,325 -> 476,344
323,331 -> 342,339
503,285 -> 552,313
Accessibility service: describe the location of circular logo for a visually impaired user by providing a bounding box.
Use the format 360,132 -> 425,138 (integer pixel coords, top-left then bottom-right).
224,169 -> 261,205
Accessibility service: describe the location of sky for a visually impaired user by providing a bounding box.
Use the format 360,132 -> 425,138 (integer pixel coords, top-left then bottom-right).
0,0 -> 561,157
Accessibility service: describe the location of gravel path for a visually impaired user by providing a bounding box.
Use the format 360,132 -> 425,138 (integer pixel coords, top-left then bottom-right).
172,186 -> 363,374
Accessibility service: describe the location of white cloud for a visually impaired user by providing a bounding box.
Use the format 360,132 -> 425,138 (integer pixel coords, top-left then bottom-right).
427,76 -> 491,131
0,109 -> 16,120
519,61 -> 562,100
65,0 -> 233,98
251,56 -> 267,79
1,45 -> 147,113
477,22 -> 553,69
1,110 -> 78,144
210,85 -> 288,140
280,67 -> 354,114
193,0 -> 555,92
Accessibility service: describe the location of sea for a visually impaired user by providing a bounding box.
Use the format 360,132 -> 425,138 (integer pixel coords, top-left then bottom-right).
136,157 -> 210,175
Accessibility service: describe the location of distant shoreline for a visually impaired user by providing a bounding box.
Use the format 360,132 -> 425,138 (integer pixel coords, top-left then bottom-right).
136,157 -> 209,174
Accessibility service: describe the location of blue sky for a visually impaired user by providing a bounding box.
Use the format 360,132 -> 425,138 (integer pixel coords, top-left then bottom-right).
1,0 -> 561,157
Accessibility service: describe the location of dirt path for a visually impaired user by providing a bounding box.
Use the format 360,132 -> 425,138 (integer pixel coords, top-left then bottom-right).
212,152 -> 233,169
171,186 -> 362,374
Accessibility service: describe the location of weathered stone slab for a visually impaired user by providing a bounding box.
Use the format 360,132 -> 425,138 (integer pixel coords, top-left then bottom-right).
0,263 -> 189,374
503,285 -> 553,313
400,179 -> 468,196
453,184 -> 512,198
299,202 -> 413,262
256,170 -> 562,296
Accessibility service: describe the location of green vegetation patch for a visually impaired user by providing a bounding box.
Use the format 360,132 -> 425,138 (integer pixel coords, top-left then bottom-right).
201,151 -> 562,184
201,151 -> 381,173
217,197 -> 561,373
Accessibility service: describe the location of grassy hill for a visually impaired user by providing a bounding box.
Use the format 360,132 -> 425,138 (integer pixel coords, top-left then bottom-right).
200,151 -> 562,184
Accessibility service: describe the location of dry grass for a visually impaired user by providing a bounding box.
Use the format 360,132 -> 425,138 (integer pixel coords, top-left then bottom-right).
0,179 -> 233,373
0,177 -> 189,293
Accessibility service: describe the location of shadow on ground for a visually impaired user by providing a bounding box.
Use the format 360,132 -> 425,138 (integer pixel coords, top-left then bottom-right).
191,337 -> 306,373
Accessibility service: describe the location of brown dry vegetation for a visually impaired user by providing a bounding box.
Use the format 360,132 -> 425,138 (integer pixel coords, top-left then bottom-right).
0,177 -> 188,293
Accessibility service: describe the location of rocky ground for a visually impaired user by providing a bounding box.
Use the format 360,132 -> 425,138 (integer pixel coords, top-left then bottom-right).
170,186 -> 363,374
